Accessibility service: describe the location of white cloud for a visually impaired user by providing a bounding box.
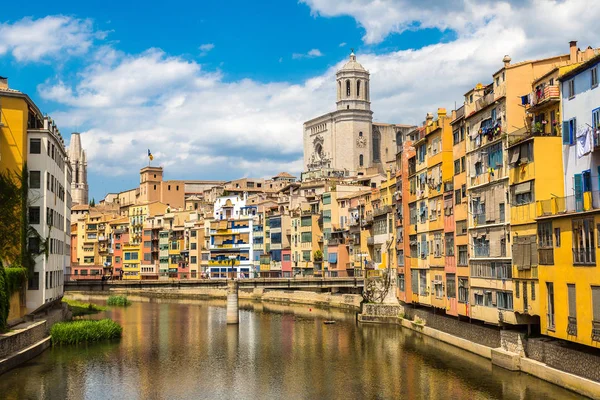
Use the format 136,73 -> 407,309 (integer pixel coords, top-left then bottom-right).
339,42 -> 346,47
199,43 -> 215,56
0,16 -> 100,62
292,48 -> 324,59
37,1 -> 600,191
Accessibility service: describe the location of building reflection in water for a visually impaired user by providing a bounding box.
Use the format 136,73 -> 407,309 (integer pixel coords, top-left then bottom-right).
0,297 -> 585,400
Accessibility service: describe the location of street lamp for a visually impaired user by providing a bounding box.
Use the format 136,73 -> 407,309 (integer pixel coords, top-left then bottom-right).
228,255 -> 237,280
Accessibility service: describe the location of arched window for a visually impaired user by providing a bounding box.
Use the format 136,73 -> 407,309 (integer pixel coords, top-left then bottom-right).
338,81 -> 341,98
357,80 -> 361,97
373,130 -> 381,162
346,80 -> 351,97
359,154 -> 364,167
359,131 -> 363,137
396,131 -> 402,146
365,82 -> 369,101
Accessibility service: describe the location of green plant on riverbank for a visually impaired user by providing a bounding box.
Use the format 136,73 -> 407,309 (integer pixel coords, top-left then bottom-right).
50,319 -> 122,345
63,298 -> 107,317
107,295 -> 131,306
0,264 -> 28,332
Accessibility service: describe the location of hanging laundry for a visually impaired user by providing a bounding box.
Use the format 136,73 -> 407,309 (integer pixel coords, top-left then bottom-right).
576,126 -> 592,158
521,95 -> 529,105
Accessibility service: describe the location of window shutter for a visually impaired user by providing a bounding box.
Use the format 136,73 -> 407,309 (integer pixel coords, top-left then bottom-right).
572,117 -> 577,145
563,121 -> 570,144
593,287 -> 600,322
568,284 -> 577,318
574,174 -> 583,212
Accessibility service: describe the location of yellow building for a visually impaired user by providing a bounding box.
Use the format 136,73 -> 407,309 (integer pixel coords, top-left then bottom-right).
122,243 -> 141,280
0,78 -> 30,175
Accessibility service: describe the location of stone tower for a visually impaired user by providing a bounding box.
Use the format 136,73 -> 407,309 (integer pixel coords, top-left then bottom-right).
336,50 -> 371,111
68,132 -> 88,205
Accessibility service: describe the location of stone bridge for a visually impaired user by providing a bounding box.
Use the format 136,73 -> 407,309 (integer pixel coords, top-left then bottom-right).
64,277 -> 364,294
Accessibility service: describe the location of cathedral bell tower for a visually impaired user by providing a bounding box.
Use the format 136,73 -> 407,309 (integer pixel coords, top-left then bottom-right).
336,50 -> 370,111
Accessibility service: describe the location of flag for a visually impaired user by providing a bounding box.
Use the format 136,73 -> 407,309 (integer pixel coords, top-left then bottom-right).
148,149 -> 154,161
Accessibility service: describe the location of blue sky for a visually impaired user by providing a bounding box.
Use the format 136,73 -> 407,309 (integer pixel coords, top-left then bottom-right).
0,0 -> 598,201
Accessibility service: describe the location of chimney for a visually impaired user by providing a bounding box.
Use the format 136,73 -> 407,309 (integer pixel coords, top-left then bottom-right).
570,40 -> 578,63
0,76 -> 7,90
437,108 -> 447,118
502,55 -> 511,67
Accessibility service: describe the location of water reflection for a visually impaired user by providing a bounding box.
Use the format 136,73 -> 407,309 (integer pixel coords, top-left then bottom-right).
0,297 -> 584,400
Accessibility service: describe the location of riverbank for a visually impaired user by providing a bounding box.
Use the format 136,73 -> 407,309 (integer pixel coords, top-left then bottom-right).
0,301 -> 70,376
66,287 -> 363,311
359,304 -> 600,399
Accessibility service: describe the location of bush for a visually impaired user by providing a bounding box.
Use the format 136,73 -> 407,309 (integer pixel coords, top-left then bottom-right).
51,319 -> 122,345
63,298 -> 107,317
107,295 -> 131,306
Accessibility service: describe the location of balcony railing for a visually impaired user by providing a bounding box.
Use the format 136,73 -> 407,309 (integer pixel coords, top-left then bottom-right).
537,191 -> 600,217
328,237 -> 344,246
475,91 -> 495,112
373,205 -> 392,217
470,166 -> 506,187
573,248 -> 596,265
529,85 -> 559,108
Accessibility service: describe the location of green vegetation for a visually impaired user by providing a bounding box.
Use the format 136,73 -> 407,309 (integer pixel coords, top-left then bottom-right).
51,319 -> 123,345
0,264 -> 28,331
63,298 -> 107,317
107,295 -> 132,306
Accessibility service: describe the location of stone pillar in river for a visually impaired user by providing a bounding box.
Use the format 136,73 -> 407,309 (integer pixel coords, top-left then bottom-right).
227,280 -> 239,324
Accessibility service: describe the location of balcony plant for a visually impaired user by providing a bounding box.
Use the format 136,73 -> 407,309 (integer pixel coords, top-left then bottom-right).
313,250 -> 323,262
533,122 -> 543,134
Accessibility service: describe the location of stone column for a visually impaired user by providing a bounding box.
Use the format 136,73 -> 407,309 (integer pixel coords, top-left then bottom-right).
227,280 -> 239,324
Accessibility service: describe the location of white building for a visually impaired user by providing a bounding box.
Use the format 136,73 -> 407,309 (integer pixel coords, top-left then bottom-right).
209,195 -> 256,278
27,116 -> 72,310
560,54 -> 600,202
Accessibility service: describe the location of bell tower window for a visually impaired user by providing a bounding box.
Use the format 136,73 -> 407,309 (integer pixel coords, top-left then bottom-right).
359,154 -> 364,167
357,80 -> 361,97
373,130 -> 381,162
346,80 -> 351,97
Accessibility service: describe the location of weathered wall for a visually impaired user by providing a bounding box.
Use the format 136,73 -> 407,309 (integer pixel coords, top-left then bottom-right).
7,288 -> 26,323
527,337 -> 600,383
361,303 -> 405,317
403,307 -> 501,349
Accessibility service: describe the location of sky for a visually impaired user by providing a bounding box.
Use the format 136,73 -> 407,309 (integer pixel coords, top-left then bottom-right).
1,0 -> 599,201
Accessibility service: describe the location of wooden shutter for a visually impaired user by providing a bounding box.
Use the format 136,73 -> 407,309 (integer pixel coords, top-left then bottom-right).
593,286 -> 600,322
574,174 -> 584,212
568,284 -> 577,318
563,121 -> 570,144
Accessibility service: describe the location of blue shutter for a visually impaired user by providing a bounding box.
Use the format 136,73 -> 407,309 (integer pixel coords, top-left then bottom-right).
563,121 -> 570,144
574,174 -> 583,212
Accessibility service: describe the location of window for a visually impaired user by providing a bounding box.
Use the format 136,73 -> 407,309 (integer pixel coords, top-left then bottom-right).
447,274 -> 456,298
531,281 -> 536,300
302,251 -> 311,261
592,286 -> 600,322
301,232 -> 312,243
283,254 -> 291,262
346,80 -> 350,97
300,216 -> 312,227
453,129 -> 460,145
454,160 -> 460,175
547,282 -> 555,329
499,203 -> 505,223
191,243 -> 197,250
509,141 -> 533,166
409,235 -> 418,258
456,220 -> 467,236
29,207 -> 40,225
511,181 -> 534,205
538,221 -> 554,265
419,270 -> 427,295
433,233 -> 443,257
29,138 -> 41,154
356,80 -> 361,97
563,118 -> 577,145
445,234 -> 454,256
458,245 -> 468,266
29,170 -> 41,189
572,218 -> 595,265
461,156 -> 465,172
568,284 -> 577,325
359,154 -> 364,167
593,67 -> 599,88
322,193 -> 331,205
497,292 -> 513,310
397,274 -> 405,292
372,131 -> 381,162
28,272 -> 39,290
515,281 -> 520,298
554,227 -> 561,247
568,79 -> 575,99
458,278 -> 469,303
28,237 -> 40,253
455,189 -> 461,205
191,256 -> 197,264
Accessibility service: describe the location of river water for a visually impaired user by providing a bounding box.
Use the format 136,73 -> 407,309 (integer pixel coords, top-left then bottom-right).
0,296 -> 586,400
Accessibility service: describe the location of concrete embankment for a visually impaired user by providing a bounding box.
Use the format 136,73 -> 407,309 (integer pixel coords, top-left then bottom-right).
67,287 -> 363,311
0,302 -> 70,376
359,304 -> 600,399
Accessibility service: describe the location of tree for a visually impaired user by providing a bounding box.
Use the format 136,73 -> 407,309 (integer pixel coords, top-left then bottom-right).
89,198 -> 96,207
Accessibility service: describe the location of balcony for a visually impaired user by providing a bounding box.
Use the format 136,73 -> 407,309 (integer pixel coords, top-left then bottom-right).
475,90 -> 495,112
373,205 -> 392,217
536,191 -> 600,217
507,125 -> 560,147
528,85 -> 559,111
573,248 -> 596,265
208,259 -> 240,266
328,237 -> 344,246
367,237 -> 374,246
364,212 -> 373,223
470,166 -> 506,188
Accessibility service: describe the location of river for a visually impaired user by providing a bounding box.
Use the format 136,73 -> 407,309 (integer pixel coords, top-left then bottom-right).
0,296 -> 586,400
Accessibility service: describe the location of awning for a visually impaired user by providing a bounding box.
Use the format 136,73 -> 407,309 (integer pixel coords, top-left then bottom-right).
328,253 -> 338,264
514,181 -> 531,195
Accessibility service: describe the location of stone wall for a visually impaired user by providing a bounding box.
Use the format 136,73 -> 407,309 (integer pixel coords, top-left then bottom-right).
500,330 -> 526,356
362,303 -> 405,317
403,307 -> 501,349
527,337 -> 600,383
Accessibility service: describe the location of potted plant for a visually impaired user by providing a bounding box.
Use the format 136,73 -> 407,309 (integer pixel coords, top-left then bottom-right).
533,122 -> 543,134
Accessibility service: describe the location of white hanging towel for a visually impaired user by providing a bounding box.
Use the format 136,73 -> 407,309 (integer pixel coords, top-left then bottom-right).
577,126 -> 592,158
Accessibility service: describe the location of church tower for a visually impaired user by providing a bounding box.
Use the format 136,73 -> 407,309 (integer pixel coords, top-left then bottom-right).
68,132 -> 89,205
336,50 -> 370,111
